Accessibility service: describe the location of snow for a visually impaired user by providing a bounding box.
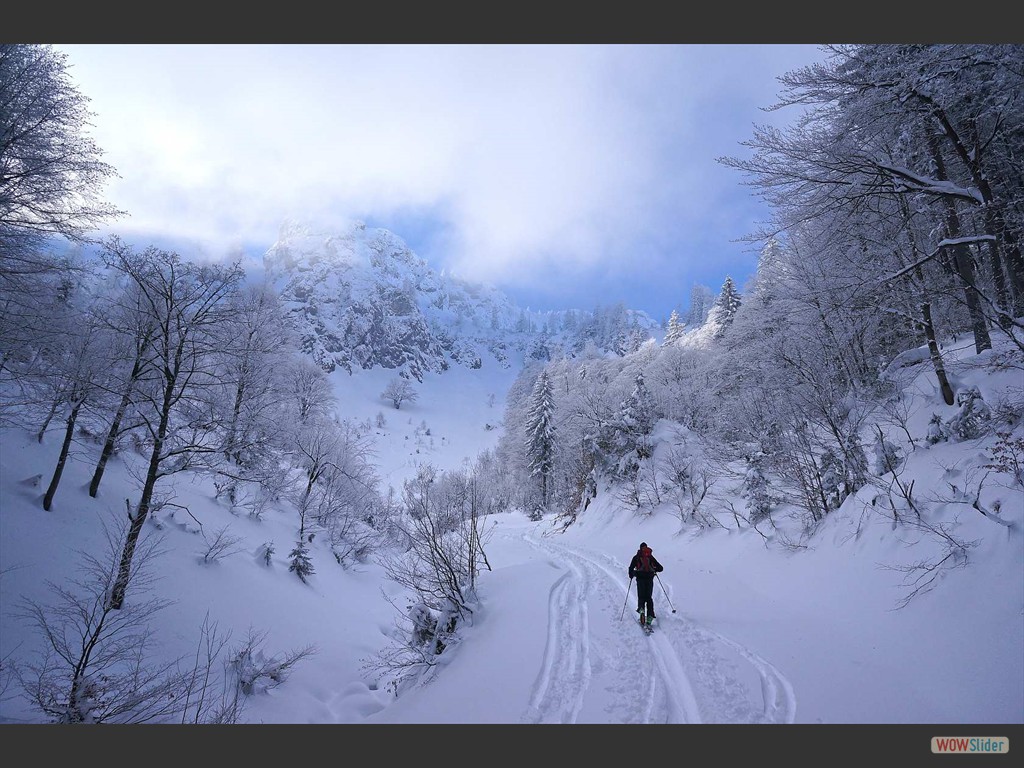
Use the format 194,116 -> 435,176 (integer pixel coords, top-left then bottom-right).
327,356 -> 519,494
1,327 -> 1022,761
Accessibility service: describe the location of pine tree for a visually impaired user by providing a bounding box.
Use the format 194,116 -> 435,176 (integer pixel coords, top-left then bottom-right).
663,309 -> 685,345
288,540 -> 315,583
524,370 -> 556,510
685,284 -> 715,327
716,276 -> 742,325
742,448 -> 777,524
616,371 -> 657,458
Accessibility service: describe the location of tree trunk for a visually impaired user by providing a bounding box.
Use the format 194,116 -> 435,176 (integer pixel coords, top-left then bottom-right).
919,302 -> 955,406
224,378 -> 245,462
89,387 -> 133,498
994,210 -> 1024,315
949,239 -> 993,354
36,396 -> 61,443
42,398 -> 83,511
90,346 -> 149,497
933,107 -> 1024,315
929,135 -> 992,354
985,239 -> 1010,315
108,376 -> 174,610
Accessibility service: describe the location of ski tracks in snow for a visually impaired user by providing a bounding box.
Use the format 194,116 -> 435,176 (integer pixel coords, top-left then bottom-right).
516,530 -> 796,725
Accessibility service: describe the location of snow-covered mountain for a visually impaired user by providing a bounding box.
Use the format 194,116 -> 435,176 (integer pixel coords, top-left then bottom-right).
263,219 -> 661,381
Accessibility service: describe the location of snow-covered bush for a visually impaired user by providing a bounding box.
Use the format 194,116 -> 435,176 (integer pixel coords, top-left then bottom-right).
872,432 -> 904,476
229,629 -> 316,696
946,386 -> 992,442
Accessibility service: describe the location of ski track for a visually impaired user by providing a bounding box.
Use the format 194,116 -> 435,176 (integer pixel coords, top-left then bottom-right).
514,528 -> 797,725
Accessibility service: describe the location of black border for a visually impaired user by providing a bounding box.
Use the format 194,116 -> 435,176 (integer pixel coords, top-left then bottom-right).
3,723 -> 1023,763
3,3 -> 1022,44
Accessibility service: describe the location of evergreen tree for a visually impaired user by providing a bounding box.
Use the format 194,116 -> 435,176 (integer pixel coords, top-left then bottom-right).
664,309 -> 685,345
716,276 -> 742,325
524,371 -> 556,510
615,370 -> 657,459
288,540 -> 315,583
742,447 -> 778,524
685,284 -> 715,327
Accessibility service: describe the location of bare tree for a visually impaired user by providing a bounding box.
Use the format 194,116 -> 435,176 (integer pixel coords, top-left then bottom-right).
215,283 -> 295,465
0,43 -> 119,359
177,613 -> 245,724
100,238 -> 244,609
0,45 -> 122,395
371,464 -> 493,693
0,45 -> 121,259
285,356 -> 336,426
227,628 -> 316,696
287,416 -> 380,569
663,445 -> 719,531
198,525 -> 245,565
13,515 -> 187,723
383,465 -> 492,624
87,278 -> 159,497
40,320 -> 107,510
382,376 -> 418,410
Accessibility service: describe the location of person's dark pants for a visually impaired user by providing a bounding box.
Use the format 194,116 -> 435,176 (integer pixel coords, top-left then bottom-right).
637,577 -> 655,617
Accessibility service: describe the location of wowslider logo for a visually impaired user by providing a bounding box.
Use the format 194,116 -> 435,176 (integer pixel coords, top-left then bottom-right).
932,737 -> 1009,754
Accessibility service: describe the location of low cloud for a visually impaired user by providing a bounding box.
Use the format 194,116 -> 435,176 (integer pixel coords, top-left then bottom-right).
60,43 -> 824,297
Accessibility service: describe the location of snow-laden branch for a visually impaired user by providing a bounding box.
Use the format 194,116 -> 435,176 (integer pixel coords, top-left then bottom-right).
945,472 -> 1017,529
882,235 -> 997,282
874,162 -> 985,205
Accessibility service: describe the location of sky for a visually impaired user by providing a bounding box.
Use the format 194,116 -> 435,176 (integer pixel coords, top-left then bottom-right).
1,322 -> 1021,759
52,43 -> 828,321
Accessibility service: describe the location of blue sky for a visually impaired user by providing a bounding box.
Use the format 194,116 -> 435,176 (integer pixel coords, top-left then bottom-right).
55,44 -> 827,322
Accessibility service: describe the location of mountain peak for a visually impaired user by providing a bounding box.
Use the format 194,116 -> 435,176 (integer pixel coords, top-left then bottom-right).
264,219 -> 658,379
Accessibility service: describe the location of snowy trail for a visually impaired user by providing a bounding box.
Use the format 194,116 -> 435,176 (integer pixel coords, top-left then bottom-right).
518,528 -> 797,724
524,560 -> 592,723
520,529 -> 699,723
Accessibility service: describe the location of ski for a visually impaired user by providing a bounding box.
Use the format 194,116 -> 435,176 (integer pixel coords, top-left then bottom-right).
638,616 -> 654,634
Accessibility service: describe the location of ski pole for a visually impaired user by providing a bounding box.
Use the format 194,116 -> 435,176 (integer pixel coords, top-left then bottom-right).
656,573 -> 676,613
619,577 -> 633,620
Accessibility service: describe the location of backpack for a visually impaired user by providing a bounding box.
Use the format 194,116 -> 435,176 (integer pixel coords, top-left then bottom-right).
636,546 -> 654,573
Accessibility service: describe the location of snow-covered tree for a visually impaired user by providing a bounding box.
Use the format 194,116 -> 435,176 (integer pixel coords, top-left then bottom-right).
615,370 -> 657,458
713,276 -> 742,329
524,370 -> 556,510
382,376 -> 418,410
40,319 -> 107,511
216,284 -> 295,465
377,463 -> 492,673
684,284 -> 715,328
0,45 -> 120,279
284,357 -> 336,427
101,239 -> 244,610
872,430 -> 904,476
720,44 -> 1024,355
741,446 -> 778,525
86,277 -> 159,498
663,310 -> 685,346
288,540 -> 315,583
287,415 -> 380,567
946,386 -> 993,442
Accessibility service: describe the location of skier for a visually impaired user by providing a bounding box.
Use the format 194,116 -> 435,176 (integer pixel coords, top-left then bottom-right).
628,542 -> 663,626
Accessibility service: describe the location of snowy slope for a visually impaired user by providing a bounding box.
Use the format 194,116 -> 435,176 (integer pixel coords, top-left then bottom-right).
1,329 -> 1020,732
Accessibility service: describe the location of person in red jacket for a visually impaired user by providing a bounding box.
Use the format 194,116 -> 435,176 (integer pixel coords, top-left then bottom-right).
628,542 -> 664,624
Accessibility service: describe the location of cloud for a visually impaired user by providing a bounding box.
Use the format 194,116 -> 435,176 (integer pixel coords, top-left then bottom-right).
58,43 -> 825,295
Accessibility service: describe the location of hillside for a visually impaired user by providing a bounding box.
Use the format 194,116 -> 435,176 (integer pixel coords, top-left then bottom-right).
1,321 -> 1020,734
